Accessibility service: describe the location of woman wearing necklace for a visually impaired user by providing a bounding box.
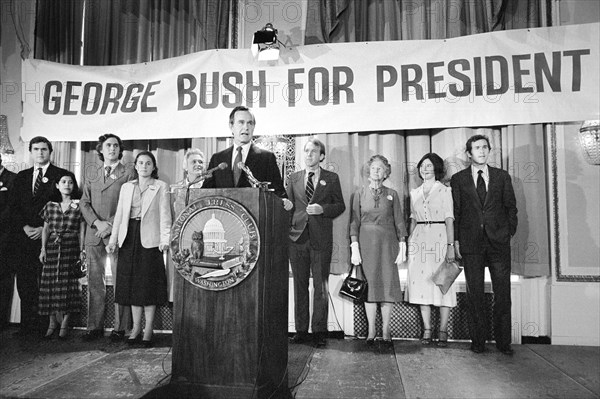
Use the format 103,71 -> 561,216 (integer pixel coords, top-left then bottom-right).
349,155 -> 407,346
405,153 -> 456,347
107,151 -> 171,347
39,171 -> 84,339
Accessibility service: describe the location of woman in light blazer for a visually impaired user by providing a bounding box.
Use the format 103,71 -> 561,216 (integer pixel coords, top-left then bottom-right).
107,151 -> 171,347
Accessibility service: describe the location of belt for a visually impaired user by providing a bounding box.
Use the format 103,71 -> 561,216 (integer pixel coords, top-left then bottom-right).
130,217 -> 141,221
416,221 -> 445,224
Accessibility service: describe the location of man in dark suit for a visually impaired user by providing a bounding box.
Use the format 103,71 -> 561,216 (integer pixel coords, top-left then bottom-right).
451,134 -> 518,355
283,138 -> 345,347
0,154 -> 17,329
202,106 -> 286,198
80,134 -> 134,341
9,136 -> 70,335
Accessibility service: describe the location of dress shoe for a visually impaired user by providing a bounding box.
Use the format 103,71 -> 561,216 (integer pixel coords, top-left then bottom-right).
381,339 -> 394,349
366,338 -> 375,346
437,331 -> 448,348
470,343 -> 485,353
58,328 -> 69,340
127,334 -> 143,345
290,332 -> 310,344
421,329 -> 432,345
498,346 -> 514,356
109,330 -> 125,342
81,329 -> 104,341
142,339 -> 154,348
313,332 -> 326,347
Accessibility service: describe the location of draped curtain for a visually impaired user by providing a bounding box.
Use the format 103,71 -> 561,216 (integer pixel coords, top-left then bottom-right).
78,0 -> 232,186
34,0 -> 231,186
33,0 -> 84,173
303,0 -> 551,279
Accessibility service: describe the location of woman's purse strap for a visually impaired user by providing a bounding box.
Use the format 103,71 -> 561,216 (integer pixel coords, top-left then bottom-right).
355,264 -> 366,280
347,263 -> 356,277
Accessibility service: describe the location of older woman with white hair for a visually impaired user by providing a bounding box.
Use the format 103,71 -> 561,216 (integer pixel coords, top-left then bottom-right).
349,155 -> 407,346
181,148 -> 206,187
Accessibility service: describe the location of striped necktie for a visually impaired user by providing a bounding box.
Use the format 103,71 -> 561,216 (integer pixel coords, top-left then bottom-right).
33,168 -> 43,195
105,166 -> 111,182
306,172 -> 315,203
233,147 -> 243,186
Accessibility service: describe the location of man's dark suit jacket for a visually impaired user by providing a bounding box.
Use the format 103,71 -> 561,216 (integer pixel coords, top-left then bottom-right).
202,143 -> 286,198
0,168 -> 17,272
450,165 -> 517,254
10,164 -> 70,231
286,168 -> 345,249
0,167 -> 16,229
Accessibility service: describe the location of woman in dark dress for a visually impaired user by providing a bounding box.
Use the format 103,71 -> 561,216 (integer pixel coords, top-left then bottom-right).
107,151 -> 171,347
349,155 -> 407,345
39,171 -> 84,339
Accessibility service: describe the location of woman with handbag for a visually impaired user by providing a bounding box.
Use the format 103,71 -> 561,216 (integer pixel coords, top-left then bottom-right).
107,151 -> 171,348
38,171 -> 84,339
405,153 -> 457,347
349,155 -> 407,346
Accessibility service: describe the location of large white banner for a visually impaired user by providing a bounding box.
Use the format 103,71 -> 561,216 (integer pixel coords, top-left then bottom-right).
21,23 -> 599,141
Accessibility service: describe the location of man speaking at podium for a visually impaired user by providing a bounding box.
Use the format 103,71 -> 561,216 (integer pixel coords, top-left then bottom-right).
202,106 -> 286,199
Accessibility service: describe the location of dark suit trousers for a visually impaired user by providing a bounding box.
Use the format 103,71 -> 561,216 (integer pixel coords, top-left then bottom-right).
0,232 -> 14,327
463,234 -> 512,349
289,229 -> 331,333
15,234 -> 44,330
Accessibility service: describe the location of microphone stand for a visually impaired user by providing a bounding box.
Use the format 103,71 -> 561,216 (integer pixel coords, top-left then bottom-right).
238,162 -> 272,191
185,175 -> 204,206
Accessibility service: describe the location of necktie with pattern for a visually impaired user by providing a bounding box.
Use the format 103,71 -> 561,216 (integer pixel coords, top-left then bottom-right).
476,170 -> 486,205
306,171 -> 315,203
105,166 -> 111,182
33,168 -> 43,195
233,147 -> 243,186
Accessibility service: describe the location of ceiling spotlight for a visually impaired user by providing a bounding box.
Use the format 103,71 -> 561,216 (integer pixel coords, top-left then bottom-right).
251,23 -> 281,61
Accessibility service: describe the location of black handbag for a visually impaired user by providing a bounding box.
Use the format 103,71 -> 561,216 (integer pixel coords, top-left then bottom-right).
339,264 -> 368,303
70,251 -> 87,279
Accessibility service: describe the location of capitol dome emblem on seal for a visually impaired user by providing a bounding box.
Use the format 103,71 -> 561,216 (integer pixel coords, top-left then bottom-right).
170,196 -> 260,291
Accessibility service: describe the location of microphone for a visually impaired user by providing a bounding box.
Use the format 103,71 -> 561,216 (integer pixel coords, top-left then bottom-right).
205,162 -> 228,179
237,162 -> 261,187
187,162 -> 228,187
185,162 -> 228,205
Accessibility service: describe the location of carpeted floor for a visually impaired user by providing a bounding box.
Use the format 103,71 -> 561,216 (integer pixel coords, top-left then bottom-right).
0,327 -> 315,399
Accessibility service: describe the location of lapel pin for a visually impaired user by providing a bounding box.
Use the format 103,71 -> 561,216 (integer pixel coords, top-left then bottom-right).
387,195 -> 393,200
110,174 -> 116,180
42,177 -> 48,183
319,180 -> 326,186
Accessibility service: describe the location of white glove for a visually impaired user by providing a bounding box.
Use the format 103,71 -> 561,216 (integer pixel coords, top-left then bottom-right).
395,241 -> 407,265
350,242 -> 362,265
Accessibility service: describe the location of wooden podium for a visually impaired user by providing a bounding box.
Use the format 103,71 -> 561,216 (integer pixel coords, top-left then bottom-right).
169,188 -> 289,398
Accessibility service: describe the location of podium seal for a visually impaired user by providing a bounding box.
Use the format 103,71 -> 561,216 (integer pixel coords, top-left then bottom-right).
170,196 -> 260,291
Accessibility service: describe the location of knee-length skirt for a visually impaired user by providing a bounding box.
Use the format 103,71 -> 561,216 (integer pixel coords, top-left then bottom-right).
115,219 -> 167,306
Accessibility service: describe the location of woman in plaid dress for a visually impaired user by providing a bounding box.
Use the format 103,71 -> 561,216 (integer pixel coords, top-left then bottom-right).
39,171 -> 84,339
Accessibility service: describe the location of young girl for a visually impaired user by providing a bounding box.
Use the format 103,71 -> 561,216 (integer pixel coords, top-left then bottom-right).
39,171 -> 84,339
